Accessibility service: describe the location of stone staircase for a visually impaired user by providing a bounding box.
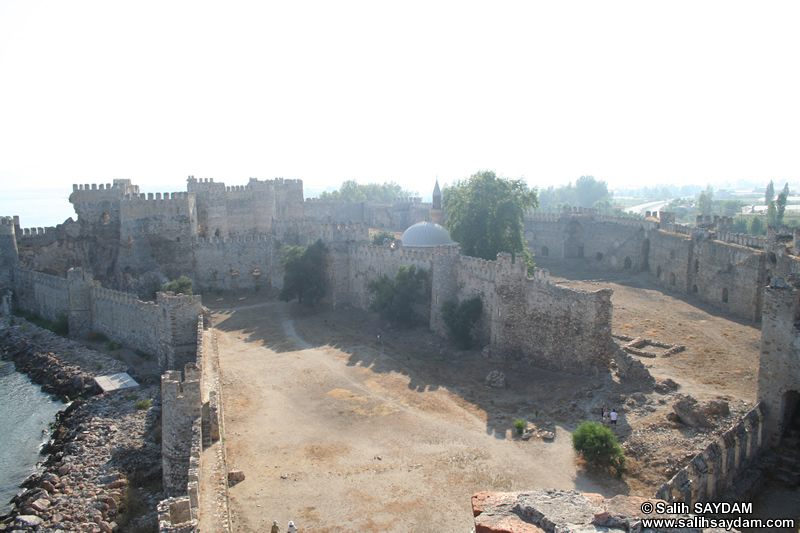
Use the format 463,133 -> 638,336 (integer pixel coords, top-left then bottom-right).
201,417 -> 212,449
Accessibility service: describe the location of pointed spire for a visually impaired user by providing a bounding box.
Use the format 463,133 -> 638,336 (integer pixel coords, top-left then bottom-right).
432,179 -> 441,210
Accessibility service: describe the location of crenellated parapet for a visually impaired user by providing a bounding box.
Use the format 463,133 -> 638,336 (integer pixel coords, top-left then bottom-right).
272,219 -> 369,245
714,231 -> 766,249
654,403 -> 767,506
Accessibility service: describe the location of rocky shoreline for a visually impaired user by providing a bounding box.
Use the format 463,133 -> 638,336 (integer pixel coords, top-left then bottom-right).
0,319 -> 163,532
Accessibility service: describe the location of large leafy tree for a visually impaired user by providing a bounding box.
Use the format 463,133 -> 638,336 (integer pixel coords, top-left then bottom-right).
443,170 -> 538,261
765,180 -> 775,206
318,180 -> 417,203
279,240 -> 327,306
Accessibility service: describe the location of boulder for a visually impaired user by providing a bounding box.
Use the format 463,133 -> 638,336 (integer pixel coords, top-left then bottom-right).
673,396 -> 712,428
485,370 -> 506,388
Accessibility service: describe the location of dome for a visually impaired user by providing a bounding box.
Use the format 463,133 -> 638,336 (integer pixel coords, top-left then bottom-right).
400,221 -> 456,248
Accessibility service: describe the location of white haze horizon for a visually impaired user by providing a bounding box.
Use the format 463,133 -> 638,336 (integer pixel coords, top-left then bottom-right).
1,1 -> 799,212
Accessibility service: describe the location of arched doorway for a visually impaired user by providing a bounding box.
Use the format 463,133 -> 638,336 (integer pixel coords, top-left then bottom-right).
564,220 -> 585,258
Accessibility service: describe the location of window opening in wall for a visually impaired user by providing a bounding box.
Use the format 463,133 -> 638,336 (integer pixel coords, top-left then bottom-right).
692,284 -> 698,293
624,257 -> 632,270
100,213 -> 109,225
596,252 -> 603,261
722,287 -> 729,303
694,259 -> 699,273
779,390 -> 800,444
657,266 -> 662,278
669,273 -> 676,286
768,252 -> 777,264
541,246 -> 549,257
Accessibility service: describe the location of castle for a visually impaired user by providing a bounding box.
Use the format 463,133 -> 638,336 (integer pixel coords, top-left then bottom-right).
1,176 -> 799,530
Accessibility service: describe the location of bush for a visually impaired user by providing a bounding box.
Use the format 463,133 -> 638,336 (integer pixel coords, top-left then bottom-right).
514,419 -> 527,435
134,399 -> 152,410
371,229 -> 395,246
162,276 -> 193,296
442,296 -> 482,349
571,421 -> 626,477
367,265 -> 427,325
12,309 -> 69,336
279,240 -> 327,307
105,341 -> 122,352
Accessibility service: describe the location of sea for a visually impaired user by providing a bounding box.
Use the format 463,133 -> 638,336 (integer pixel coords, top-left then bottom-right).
0,359 -> 65,514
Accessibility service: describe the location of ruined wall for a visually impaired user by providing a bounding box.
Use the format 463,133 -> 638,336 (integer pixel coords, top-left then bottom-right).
758,279 -> 800,445
648,229 -> 693,293
0,216 -> 19,291
441,252 -> 613,375
12,265 -> 202,370
655,404 -> 767,506
161,365 -> 202,498
525,212 -> 655,272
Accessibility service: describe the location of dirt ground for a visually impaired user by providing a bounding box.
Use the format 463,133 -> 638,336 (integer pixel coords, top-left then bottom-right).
212,259 -> 761,532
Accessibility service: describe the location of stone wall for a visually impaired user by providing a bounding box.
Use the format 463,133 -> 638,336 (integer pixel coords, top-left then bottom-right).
303,197 -> 431,231
322,241 -> 614,375
527,212 -> 771,322
158,315 -> 232,532
757,278 -> 800,445
11,265 -> 203,370
654,404 -> 767,506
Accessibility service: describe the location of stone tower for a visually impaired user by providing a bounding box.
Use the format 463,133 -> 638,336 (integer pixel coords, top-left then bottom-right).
0,216 -> 19,292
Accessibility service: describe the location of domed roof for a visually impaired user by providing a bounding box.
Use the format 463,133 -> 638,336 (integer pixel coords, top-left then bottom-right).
401,221 -> 456,248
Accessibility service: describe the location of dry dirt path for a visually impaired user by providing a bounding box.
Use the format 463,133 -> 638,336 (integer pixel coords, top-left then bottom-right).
215,300 -> 608,533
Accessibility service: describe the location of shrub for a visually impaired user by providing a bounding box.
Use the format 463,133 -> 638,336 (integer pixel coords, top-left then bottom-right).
371,229 -> 395,246
134,399 -> 152,410
105,341 -> 122,351
513,419 -> 527,435
162,276 -> 193,296
367,265 -> 427,325
442,296 -> 482,349
279,240 -> 327,307
571,421 -> 626,477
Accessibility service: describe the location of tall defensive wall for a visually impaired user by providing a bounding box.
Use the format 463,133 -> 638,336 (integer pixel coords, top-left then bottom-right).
0,217 -> 19,292
526,209 -> 768,322
325,239 -> 614,375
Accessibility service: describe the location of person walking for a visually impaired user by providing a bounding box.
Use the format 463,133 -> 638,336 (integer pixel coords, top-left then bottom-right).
609,408 -> 618,429
602,406 -> 609,426
271,520 -> 280,533
288,520 -> 298,533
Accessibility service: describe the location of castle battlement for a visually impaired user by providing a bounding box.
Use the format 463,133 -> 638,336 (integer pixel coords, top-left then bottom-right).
392,197 -> 422,204
399,247 -> 434,263
715,231 -> 766,249
19,226 -> 57,237
192,234 -> 271,245
663,222 -> 693,235
123,192 -> 192,201
70,179 -> 140,202
14,267 -> 68,290
0,216 -> 15,233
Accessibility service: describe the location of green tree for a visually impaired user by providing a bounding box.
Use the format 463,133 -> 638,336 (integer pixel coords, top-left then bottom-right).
318,180 -> 417,203
367,265 -> 428,325
766,201 -> 778,228
697,186 -> 713,217
749,216 -> 765,236
371,229 -> 395,246
443,170 -> 538,261
279,240 -> 327,306
721,199 -> 742,217
765,180 -> 775,206
731,216 -> 749,234
571,421 -> 626,477
776,183 -> 789,226
574,175 -> 611,208
441,296 -> 483,349
163,276 -> 193,296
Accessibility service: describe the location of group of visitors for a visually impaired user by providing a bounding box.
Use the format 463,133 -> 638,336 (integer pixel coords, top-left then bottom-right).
601,405 -> 618,428
272,520 -> 298,532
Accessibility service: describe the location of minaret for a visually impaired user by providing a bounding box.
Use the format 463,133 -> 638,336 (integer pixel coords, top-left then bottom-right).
430,179 -> 444,225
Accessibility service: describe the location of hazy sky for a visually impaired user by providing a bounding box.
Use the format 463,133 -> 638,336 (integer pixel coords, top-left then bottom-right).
1,1 -> 798,198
